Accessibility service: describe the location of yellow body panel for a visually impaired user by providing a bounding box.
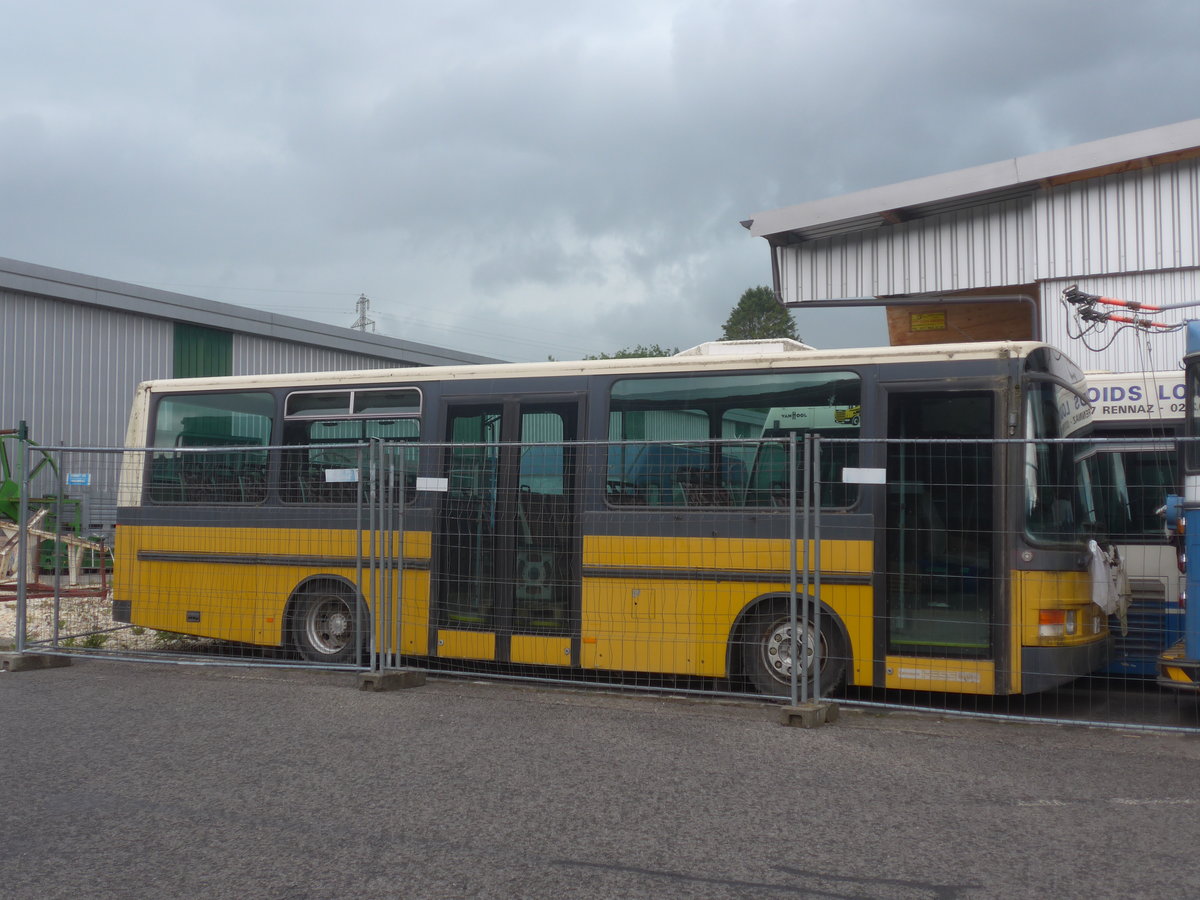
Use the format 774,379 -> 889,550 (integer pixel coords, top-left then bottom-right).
437,629 -> 496,660
372,570 -> 431,655
116,523 -> 1100,695
397,571 -> 430,654
580,535 -> 873,680
117,525 -> 877,681
1010,568 -> 1106,693
579,577 -> 873,681
114,525 -> 429,650
511,635 -> 572,666
1013,569 -> 1097,643
884,657 -> 996,694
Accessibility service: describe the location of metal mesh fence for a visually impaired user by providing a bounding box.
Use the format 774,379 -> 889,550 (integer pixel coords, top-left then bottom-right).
2,435 -> 1197,732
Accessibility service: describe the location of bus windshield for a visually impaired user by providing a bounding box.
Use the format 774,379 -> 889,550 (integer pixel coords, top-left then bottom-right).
1024,377 -> 1098,545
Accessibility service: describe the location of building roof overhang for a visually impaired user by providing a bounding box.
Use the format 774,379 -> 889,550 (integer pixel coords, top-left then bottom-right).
743,118 -> 1200,244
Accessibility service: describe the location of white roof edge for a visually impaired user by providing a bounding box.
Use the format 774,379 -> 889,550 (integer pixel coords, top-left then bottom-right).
136,338 -> 1053,394
747,118 -> 1200,239
674,338 -> 817,356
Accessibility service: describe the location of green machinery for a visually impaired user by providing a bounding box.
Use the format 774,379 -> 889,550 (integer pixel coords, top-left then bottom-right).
0,428 -> 110,582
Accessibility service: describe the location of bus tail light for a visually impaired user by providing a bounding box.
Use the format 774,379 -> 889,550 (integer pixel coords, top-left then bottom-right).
1038,610 -> 1078,638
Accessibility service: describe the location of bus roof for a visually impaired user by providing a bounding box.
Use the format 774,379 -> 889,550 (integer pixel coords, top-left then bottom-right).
137,339 -> 1064,394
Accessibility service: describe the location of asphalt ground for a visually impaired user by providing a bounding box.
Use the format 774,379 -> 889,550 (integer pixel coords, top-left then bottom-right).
2,658 -> 1199,900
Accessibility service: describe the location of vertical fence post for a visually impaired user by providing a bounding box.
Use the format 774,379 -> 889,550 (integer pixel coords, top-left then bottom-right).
364,440 -> 378,673
52,452 -> 66,648
361,438 -> 403,677
802,433 -> 813,703
393,444 -> 404,671
813,435 -> 823,701
355,443 -> 365,669
377,438 -> 396,672
357,439 -> 423,692
376,440 -> 387,671
788,432 -> 799,705
14,421 -> 30,653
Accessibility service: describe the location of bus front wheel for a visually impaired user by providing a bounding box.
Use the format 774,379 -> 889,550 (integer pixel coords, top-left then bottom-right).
290,586 -> 364,665
741,605 -> 847,698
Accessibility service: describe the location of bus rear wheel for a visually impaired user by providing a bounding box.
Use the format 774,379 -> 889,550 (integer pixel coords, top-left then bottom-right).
291,586 -> 364,664
742,605 -> 846,698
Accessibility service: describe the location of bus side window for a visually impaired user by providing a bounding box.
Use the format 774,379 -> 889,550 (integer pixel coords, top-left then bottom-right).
606,371 -> 861,510
742,440 -> 858,508
148,453 -> 183,502
747,442 -> 788,507
281,423 -> 415,504
175,423 -> 267,503
148,397 -> 273,504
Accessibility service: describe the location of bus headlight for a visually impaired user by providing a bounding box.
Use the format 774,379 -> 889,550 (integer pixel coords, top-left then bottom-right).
1038,609 -> 1081,638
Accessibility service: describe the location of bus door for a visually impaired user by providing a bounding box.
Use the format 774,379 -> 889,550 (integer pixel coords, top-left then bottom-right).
433,398 -> 582,668
882,390 -> 1004,692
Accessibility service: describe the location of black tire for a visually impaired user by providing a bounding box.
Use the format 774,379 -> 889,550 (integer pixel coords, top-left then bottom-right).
290,586 -> 365,664
741,603 -> 847,698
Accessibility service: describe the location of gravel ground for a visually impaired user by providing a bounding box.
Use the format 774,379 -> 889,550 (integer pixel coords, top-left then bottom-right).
0,588 -> 157,651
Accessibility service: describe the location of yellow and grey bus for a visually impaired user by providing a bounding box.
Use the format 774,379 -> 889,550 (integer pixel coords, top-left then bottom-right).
113,339 -> 1108,696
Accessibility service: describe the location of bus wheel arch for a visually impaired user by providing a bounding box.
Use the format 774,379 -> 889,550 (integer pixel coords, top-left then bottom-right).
286,577 -> 368,664
731,594 -> 849,697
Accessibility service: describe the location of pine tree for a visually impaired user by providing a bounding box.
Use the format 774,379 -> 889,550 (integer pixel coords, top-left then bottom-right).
721,286 -> 800,341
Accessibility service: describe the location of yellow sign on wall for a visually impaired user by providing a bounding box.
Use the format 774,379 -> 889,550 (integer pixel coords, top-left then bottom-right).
910,311 -> 947,331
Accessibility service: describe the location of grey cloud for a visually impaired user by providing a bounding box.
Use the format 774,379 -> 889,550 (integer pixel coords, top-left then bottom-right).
2,1 -> 1198,359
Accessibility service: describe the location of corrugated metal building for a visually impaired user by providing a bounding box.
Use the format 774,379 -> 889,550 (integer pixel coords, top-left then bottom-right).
743,119 -> 1200,373
0,256 -> 500,449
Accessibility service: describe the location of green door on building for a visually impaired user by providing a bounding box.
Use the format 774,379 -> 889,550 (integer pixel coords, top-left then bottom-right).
174,324 -> 232,378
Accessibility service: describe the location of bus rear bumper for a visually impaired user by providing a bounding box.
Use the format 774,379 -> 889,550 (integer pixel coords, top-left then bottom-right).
1021,636 -> 1110,693
1157,642 -> 1200,692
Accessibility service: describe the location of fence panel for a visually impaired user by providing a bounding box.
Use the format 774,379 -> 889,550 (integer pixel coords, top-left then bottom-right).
2,434 -> 1197,733
2,446 -> 123,655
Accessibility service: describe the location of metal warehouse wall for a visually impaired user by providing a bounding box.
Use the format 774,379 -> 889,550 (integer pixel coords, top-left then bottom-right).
778,158 -> 1200,302
2,290 -> 424,452
1,288 -> 173,448
775,196 -> 1032,300
1036,159 -> 1200,279
1040,271 -> 1199,373
1029,158 -> 1200,374
233,331 -> 395,377
775,158 -> 1200,373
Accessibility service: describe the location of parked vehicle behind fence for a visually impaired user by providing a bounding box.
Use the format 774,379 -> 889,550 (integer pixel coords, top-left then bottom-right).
113,339 -> 1111,697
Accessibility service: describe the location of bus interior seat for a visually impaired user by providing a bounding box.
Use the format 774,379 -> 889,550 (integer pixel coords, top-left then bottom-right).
673,466 -> 733,506
171,417 -> 267,502
606,443 -> 747,506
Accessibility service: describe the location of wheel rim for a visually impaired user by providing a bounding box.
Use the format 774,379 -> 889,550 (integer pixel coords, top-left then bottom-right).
760,618 -> 824,686
304,594 -> 355,655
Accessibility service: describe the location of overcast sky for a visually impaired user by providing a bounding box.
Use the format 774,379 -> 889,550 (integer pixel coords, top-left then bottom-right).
4,1 -> 1199,361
